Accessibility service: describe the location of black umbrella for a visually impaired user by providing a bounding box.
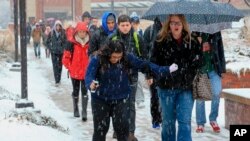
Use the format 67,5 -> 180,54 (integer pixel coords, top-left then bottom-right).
141,0 -> 244,25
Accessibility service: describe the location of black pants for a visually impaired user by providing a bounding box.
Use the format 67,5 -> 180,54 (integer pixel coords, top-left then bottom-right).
71,78 -> 87,97
92,98 -> 129,141
51,53 -> 63,83
150,82 -> 162,124
128,80 -> 137,133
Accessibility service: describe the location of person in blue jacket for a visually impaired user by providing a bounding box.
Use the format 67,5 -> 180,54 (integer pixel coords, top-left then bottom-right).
88,12 -> 117,57
85,40 -> 178,141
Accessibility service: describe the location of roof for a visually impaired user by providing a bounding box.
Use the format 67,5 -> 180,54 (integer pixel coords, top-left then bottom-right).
91,1 -> 154,8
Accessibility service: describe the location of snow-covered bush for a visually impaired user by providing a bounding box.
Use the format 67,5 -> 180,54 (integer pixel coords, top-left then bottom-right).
7,110 -> 69,134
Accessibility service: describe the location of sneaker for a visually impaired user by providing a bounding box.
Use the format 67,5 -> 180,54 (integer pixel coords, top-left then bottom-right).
210,121 -> 220,133
196,125 -> 204,133
152,123 -> 160,129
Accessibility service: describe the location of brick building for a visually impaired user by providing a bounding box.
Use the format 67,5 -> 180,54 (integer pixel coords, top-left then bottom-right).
10,0 -> 91,23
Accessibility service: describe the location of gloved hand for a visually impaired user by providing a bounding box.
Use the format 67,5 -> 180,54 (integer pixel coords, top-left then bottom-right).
169,63 -> 178,73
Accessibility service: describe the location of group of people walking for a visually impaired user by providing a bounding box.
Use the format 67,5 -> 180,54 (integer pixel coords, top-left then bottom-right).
31,10 -> 225,141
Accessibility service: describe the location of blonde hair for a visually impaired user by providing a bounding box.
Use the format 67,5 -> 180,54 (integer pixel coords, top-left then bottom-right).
157,14 -> 190,43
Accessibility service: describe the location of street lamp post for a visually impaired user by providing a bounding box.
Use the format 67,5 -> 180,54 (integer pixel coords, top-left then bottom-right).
16,0 -> 34,108
71,0 -> 75,21
111,0 -> 114,13
19,0 -> 27,99
14,0 -> 18,62
10,0 -> 21,72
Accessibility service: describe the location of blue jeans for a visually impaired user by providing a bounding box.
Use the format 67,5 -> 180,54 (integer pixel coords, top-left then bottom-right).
158,88 -> 194,141
33,42 -> 41,57
196,71 -> 222,125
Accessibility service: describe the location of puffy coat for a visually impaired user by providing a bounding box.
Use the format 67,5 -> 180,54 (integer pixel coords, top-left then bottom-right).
85,53 -> 170,101
46,21 -> 67,54
62,22 -> 89,80
150,32 -> 201,90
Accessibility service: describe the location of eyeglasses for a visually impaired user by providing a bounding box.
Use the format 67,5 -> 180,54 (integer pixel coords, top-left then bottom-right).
170,21 -> 182,26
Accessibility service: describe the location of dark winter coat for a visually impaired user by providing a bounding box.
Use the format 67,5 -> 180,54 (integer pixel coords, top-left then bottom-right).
85,53 -> 170,101
62,22 -> 89,80
143,17 -> 162,59
150,33 -> 201,90
210,32 -> 226,76
109,29 -> 147,81
109,29 -> 147,59
46,21 -> 67,54
192,31 -> 226,76
88,26 -> 110,56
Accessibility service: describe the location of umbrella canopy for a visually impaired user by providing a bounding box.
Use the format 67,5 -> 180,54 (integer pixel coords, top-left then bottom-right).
189,22 -> 232,34
141,0 -> 244,24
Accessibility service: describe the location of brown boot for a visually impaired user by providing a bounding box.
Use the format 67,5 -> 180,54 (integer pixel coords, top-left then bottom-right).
128,132 -> 138,141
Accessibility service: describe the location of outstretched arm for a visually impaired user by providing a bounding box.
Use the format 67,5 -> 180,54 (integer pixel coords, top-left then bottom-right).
126,54 -> 178,79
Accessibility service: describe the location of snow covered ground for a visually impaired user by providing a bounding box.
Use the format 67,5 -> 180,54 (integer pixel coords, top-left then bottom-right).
1,20 -> 250,141
222,19 -> 250,75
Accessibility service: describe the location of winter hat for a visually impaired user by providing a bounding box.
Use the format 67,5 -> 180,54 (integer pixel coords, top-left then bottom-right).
130,12 -> 138,18
82,11 -> 91,19
130,12 -> 140,23
107,15 -> 115,21
131,17 -> 140,23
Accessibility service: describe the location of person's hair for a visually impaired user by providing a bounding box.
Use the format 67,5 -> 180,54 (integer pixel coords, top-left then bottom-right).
81,11 -> 91,19
98,40 -> 130,72
118,15 -> 131,25
157,14 -> 190,43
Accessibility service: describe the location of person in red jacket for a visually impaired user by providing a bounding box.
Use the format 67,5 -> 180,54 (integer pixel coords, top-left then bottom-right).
62,22 -> 89,121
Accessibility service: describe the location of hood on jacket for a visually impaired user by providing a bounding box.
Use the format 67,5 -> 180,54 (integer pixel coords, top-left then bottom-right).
74,22 -> 89,34
53,20 -> 63,30
73,22 -> 89,45
102,12 -> 117,35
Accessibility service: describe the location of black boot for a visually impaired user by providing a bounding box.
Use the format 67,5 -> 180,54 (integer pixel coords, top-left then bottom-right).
113,131 -> 117,139
72,96 -> 80,117
81,95 -> 88,121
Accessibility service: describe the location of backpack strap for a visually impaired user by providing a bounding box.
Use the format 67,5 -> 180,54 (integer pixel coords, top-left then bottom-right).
112,32 -> 141,56
133,32 -> 141,56
112,35 -> 118,41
